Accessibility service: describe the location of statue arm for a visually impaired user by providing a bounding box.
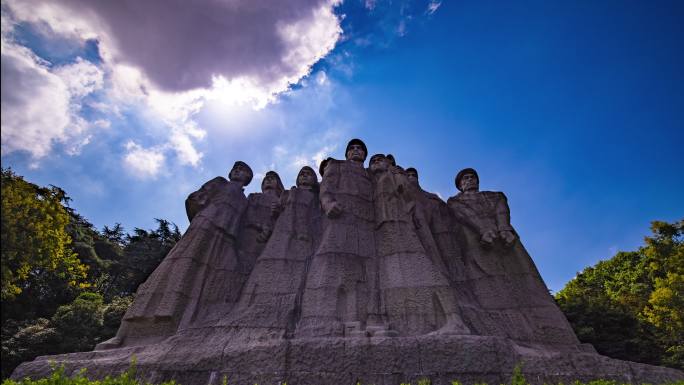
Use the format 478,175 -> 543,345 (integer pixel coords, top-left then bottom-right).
319,161 -> 342,217
225,195 -> 247,238
393,171 -> 416,215
184,177 -> 226,222
271,190 -> 288,218
447,198 -> 488,236
494,192 -> 514,232
494,192 -> 517,246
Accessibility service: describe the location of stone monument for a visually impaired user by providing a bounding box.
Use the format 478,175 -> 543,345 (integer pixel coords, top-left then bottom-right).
12,139 -> 683,384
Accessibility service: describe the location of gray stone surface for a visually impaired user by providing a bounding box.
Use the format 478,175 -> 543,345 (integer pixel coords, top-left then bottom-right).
12,146 -> 684,384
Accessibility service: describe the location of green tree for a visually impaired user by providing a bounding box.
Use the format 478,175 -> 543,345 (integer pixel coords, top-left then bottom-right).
1,168 -> 88,301
0,318 -> 59,379
50,292 -> 106,353
1,170 -> 178,380
107,219 -> 180,297
1,293 -> 133,379
556,219 -> 684,369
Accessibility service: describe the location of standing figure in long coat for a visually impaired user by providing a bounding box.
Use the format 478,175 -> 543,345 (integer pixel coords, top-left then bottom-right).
96,161 -> 253,349
218,166 -> 321,341
447,168 -> 579,345
370,155 -> 470,336
297,139 -> 378,338
237,171 -> 285,274
405,167 -> 467,283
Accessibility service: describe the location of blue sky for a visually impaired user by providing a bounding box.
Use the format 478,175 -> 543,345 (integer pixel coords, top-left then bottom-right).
2,0 -> 682,292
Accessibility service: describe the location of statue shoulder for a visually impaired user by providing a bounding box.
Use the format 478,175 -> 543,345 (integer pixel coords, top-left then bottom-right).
423,190 -> 443,203
481,191 -> 508,201
447,192 -> 466,204
202,176 -> 229,189
321,158 -> 344,179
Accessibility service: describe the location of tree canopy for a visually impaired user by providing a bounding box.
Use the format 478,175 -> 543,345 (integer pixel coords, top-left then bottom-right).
1,168 -> 88,301
1,168 -> 180,379
555,220 -> 684,369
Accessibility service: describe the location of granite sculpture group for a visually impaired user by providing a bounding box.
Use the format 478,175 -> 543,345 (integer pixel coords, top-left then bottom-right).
13,139 -> 683,384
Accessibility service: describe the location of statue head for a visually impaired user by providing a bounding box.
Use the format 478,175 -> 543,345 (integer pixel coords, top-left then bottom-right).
261,171 -> 284,196
319,157 -> 332,177
406,167 -> 419,186
345,138 -> 367,163
369,153 -> 389,174
296,166 -> 319,190
455,168 -> 479,192
386,154 -> 397,167
229,161 -> 253,186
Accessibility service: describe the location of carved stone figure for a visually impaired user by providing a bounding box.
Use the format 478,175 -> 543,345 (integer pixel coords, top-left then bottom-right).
447,168 -> 579,344
237,171 -> 285,274
217,166 -> 322,340
13,148 -> 683,385
406,167 -> 467,283
370,155 -> 469,336
96,161 -> 253,349
297,139 -> 378,337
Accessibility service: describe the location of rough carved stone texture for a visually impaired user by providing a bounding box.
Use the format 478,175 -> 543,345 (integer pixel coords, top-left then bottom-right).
12,148 -> 684,384
297,159 -> 377,338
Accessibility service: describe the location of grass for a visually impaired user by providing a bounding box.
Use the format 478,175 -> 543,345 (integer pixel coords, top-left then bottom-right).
4,363 -> 683,385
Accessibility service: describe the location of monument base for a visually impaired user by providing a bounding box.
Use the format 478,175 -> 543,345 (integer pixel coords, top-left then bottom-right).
11,330 -> 684,385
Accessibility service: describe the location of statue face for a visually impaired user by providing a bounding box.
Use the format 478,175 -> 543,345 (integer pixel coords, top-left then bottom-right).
369,155 -> 389,173
262,174 -> 279,192
459,172 -> 479,192
297,168 -> 316,188
346,144 -> 366,162
229,164 -> 251,184
406,170 -> 418,185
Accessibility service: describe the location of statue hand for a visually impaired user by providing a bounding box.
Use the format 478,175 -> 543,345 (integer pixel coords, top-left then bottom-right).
270,201 -> 282,217
325,202 -> 343,218
257,226 -> 272,243
500,230 -> 516,246
412,213 -> 422,229
480,229 -> 496,245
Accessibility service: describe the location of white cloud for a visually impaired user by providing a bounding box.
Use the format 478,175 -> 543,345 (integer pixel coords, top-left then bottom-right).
311,144 -> 338,167
3,0 -> 344,169
278,3 -> 342,88
427,1 -> 442,15
123,141 -> 166,179
1,10 -> 105,160
169,132 -> 203,167
365,0 -> 377,11
5,0 -> 342,93
269,129 -> 342,183
1,41 -> 71,158
315,71 -> 329,86
54,58 -> 104,98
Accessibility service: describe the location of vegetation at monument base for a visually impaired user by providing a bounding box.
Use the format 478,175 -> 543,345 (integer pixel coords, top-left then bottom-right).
1,168 -> 683,379
1,168 -> 181,379
3,364 -> 682,385
555,220 -> 684,369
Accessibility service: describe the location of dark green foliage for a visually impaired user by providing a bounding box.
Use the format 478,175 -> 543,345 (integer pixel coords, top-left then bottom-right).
1,294 -> 134,379
1,170 -> 179,379
105,220 -> 180,299
509,364 -> 528,385
1,319 -> 60,379
50,293 -> 105,353
102,297 -> 133,338
2,362 -> 177,385
556,220 -> 684,369
5,363 -> 677,385
1,168 -> 88,302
